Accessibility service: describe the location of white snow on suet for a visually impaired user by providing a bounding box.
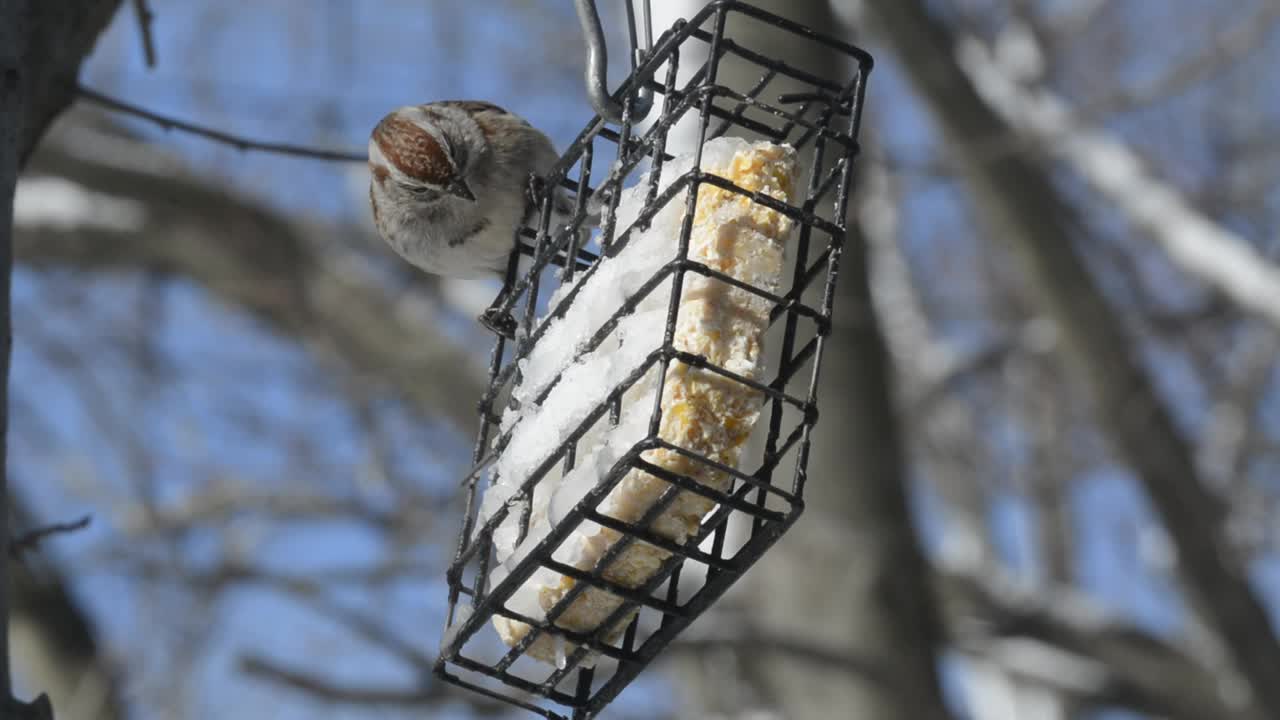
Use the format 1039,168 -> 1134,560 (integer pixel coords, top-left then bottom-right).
478,137 -> 760,619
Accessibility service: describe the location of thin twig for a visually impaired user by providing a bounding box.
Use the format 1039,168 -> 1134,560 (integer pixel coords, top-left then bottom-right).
887,3 -> 1280,182
239,656 -> 506,715
292,593 -> 435,670
76,85 -> 365,163
240,656 -> 442,705
131,0 -> 157,68
671,631 -> 894,686
9,514 -> 92,558
1074,2 -> 1280,119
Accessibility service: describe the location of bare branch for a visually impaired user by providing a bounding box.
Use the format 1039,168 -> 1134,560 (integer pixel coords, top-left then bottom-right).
9,515 -> 91,559
670,627 -> 902,697
1075,4 -> 1280,117
76,85 -> 365,163
938,567 -> 1258,720
112,555 -> 437,597
110,478 -> 441,536
866,1 -> 1280,716
885,4 -> 1280,183
19,120 -> 487,432
130,0 -> 156,68
239,656 -> 507,714
958,25 -> 1280,340
670,568 -> 1252,720
1201,330 -> 1280,486
240,656 -> 443,706
862,154 -> 998,564
294,593 -> 434,670
907,340 -> 1014,417
10,498 -> 124,720
1047,0 -> 1108,42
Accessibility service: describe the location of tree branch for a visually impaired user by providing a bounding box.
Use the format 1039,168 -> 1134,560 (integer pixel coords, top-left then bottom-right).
9,498 -> 124,720
9,515 -> 91,559
671,567 -> 1252,719
239,656 -> 508,715
938,567 -> 1259,720
77,86 -> 365,163
865,1 -> 1280,716
958,22 -> 1280,330
882,4 -> 1280,184
18,119 -> 487,432
1074,4 -> 1280,118
669,626 -> 908,700
130,0 -> 156,68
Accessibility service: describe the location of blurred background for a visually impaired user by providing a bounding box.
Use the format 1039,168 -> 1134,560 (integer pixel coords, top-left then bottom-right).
8,0 -> 1280,718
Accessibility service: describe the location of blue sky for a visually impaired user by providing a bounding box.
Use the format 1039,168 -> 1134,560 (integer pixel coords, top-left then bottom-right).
13,1 -> 1278,719
17,3 -> 667,718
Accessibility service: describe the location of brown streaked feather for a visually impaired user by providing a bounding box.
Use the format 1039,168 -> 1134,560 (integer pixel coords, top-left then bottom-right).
434,100 -> 513,118
435,100 -> 529,142
369,185 -> 383,231
373,115 -> 452,184
370,163 -> 390,185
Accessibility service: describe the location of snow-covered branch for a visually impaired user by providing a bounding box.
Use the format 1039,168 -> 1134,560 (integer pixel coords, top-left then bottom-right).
865,1 -> 1280,716
957,23 -> 1280,329
939,568 -> 1258,720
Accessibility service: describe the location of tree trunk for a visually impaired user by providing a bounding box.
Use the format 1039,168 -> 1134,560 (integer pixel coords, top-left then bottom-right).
0,4 -> 22,702
650,1 -> 952,717
0,1 -> 123,716
747,219 -> 951,719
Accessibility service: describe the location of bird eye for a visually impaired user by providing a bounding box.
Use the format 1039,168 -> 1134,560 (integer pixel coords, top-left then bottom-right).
401,184 -> 441,200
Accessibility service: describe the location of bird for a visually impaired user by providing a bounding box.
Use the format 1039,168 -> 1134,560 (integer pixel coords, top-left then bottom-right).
368,101 -> 577,337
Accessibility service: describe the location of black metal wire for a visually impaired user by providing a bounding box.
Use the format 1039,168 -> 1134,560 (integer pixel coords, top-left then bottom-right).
435,3 -> 873,717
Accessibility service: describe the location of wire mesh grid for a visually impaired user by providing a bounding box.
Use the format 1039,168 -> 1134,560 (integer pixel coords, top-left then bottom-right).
435,3 -> 873,717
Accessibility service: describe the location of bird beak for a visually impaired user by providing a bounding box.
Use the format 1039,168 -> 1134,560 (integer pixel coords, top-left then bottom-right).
447,177 -> 476,202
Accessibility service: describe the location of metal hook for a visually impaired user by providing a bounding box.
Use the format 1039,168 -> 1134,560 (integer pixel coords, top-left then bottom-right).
575,0 -> 654,124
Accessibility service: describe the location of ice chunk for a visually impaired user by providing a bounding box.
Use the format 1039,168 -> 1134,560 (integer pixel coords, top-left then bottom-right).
554,634 -> 568,670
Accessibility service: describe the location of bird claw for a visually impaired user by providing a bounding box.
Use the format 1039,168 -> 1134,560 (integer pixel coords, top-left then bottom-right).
480,307 -> 518,339
585,185 -> 612,223
525,173 -> 548,209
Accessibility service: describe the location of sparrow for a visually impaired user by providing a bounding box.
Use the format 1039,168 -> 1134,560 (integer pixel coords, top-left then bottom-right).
368,101 -> 572,336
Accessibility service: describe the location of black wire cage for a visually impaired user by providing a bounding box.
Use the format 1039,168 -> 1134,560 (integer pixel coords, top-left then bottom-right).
435,2 -> 873,717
